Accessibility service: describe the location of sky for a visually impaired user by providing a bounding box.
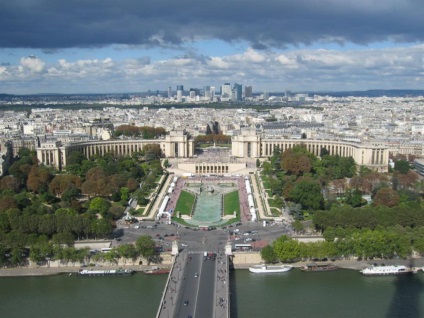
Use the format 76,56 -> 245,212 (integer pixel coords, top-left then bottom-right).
1,0 -> 424,94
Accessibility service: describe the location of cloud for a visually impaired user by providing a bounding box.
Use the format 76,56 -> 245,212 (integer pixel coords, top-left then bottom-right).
1,0 -> 424,49
1,45 -> 424,93
19,55 -> 46,73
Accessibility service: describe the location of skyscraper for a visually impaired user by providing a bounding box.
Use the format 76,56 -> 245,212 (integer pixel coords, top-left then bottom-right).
177,85 -> 184,102
244,85 -> 252,98
204,86 -> 211,99
232,83 -> 242,101
221,83 -> 232,99
168,86 -> 172,98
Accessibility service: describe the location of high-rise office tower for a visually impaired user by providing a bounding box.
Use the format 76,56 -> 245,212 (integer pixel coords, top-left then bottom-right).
210,86 -> 216,100
244,85 -> 253,98
232,83 -> 242,101
177,85 -> 184,102
204,86 -> 211,99
168,86 -> 172,98
221,83 -> 232,99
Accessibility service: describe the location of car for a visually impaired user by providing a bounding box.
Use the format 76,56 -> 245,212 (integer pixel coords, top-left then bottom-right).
194,273 -> 198,277
184,300 -> 189,306
182,243 -> 188,247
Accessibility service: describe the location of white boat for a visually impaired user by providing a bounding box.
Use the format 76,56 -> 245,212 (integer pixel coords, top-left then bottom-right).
249,264 -> 293,273
361,265 -> 418,276
78,268 -> 133,276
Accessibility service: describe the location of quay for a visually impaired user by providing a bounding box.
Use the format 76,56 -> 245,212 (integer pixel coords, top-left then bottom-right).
156,242 -> 232,318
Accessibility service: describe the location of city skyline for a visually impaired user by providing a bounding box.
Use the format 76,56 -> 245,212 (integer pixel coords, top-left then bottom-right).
1,0 -> 424,94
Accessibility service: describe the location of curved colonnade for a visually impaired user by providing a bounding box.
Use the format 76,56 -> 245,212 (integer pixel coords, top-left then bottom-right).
36,129 -> 389,172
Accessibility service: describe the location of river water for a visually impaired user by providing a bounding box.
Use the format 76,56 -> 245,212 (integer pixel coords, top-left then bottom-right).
2,269 -> 424,318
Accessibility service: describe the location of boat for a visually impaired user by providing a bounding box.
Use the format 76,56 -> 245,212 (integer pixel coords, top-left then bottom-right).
249,264 -> 293,273
300,263 -> 339,272
78,268 -> 134,276
361,265 -> 418,276
143,267 -> 170,275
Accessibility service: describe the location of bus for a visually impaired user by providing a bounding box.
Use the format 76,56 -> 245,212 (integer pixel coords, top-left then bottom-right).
234,244 -> 252,251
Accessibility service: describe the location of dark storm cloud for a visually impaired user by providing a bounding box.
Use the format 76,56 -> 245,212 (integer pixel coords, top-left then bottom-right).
1,0 -> 424,49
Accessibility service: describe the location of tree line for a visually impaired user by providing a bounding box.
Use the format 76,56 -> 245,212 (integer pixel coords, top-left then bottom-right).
0,143 -> 164,266
0,235 -> 158,268
113,125 -> 166,139
261,227 -> 424,264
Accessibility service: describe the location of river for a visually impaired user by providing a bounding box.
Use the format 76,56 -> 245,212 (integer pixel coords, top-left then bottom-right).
2,269 -> 424,318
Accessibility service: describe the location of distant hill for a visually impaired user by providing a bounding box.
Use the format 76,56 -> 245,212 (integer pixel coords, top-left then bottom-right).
309,89 -> 424,98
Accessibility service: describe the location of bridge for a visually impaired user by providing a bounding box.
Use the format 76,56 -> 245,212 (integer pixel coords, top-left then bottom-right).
156,244 -> 232,318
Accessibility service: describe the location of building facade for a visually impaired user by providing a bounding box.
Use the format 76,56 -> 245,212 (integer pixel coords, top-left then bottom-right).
36,129 -> 194,169
36,128 -> 389,172
231,129 -> 389,172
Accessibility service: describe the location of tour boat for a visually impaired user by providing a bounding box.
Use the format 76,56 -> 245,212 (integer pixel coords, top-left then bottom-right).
78,268 -> 133,276
361,265 -> 418,276
143,267 -> 170,275
249,264 -> 293,273
300,263 -> 339,272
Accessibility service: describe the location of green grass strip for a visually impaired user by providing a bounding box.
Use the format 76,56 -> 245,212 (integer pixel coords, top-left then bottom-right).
174,190 -> 196,215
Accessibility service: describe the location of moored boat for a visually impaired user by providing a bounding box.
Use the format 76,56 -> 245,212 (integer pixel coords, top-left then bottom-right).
78,268 -> 133,276
361,265 -> 418,276
249,264 -> 293,273
143,267 -> 170,275
301,263 -> 339,272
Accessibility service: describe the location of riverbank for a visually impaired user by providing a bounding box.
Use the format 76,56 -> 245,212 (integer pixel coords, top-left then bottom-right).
3,255 -> 424,277
233,257 -> 424,271
0,264 -> 169,277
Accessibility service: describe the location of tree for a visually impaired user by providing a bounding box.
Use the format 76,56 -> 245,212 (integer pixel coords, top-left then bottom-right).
49,174 -> 82,197
27,165 -> 53,193
2,140 -> 15,176
163,159 -> 171,169
292,220 -> 304,233
0,176 -> 21,192
260,245 -> 278,264
290,179 -> 324,210
108,205 -> 125,220
135,235 -> 157,263
344,189 -> 364,207
281,148 -> 313,176
117,244 -> 138,264
373,188 -> 400,207
273,235 -> 301,262
394,160 -> 410,174
91,218 -> 113,238
89,197 -> 111,218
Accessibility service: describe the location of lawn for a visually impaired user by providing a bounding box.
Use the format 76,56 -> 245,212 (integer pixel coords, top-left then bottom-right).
224,190 -> 240,216
269,207 -> 281,217
267,198 -> 282,209
260,176 -> 271,189
174,190 -> 196,215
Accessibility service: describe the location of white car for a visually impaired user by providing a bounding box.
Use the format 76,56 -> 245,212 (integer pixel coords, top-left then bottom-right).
182,243 -> 188,247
